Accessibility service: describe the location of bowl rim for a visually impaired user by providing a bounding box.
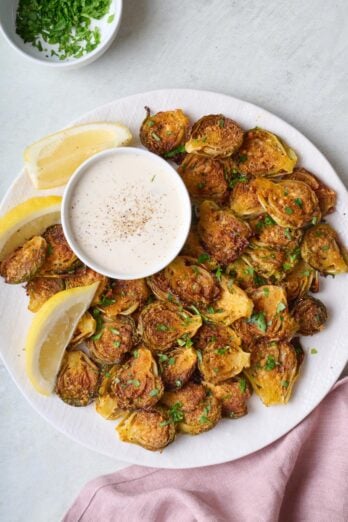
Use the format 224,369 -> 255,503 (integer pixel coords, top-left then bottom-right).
0,0 -> 123,68
61,146 -> 192,280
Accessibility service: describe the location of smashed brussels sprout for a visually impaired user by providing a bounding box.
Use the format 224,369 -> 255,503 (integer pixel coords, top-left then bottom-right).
65,266 -> 108,306
95,365 -> 124,420
162,382 -> 221,435
181,224 -> 219,270
205,376 -> 252,418
56,350 -> 100,407
194,321 -> 241,351
110,347 -> 163,409
282,260 -> 316,302
229,178 -> 265,218
236,128 -> 297,176
140,108 -> 190,159
255,178 -> 321,229
198,200 -> 252,265
40,225 -> 79,274
185,114 -> 244,158
138,301 -> 202,352
301,224 -> 348,275
87,316 -> 136,365
198,340 -> 250,384
99,278 -> 150,317
148,256 -> 220,307
287,168 -> 336,216
252,214 -> 303,251
244,339 -> 301,406
117,407 -> 176,451
0,236 -> 47,284
157,345 -> 197,390
292,296 -> 327,335
177,153 -> 230,203
26,276 -> 65,312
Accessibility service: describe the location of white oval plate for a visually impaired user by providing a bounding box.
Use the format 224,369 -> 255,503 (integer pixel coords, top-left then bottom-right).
1,89 -> 347,469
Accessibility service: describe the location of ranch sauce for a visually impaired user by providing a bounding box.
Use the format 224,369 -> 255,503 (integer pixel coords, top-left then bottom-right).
69,151 -> 188,277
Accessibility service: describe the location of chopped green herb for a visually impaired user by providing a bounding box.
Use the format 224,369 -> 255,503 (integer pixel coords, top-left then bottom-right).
158,354 -> 168,363
175,379 -> 182,387
168,357 -> 176,365
302,270 -> 311,276
322,245 -> 330,251
133,350 -> 139,359
113,340 -> 121,348
311,216 -> 318,225
263,287 -> 270,297
91,330 -> 103,341
229,174 -> 248,188
163,144 -> 186,158
149,388 -> 159,397
109,327 -> 120,335
284,228 -> 292,240
281,380 -> 289,388
100,295 -> 116,306
156,323 -> 169,332
239,377 -> 247,393
207,306 -> 215,314
197,253 -> 210,264
216,346 -> 229,355
107,14 -> 115,23
285,207 -> 294,215
248,311 -> 267,333
276,302 -> 286,313
294,198 -> 303,207
151,174 -> 156,182
104,372 -> 111,378
215,266 -> 223,281
47,244 -> 53,255
218,118 -> 225,128
127,379 -> 140,388
147,120 -> 155,127
167,292 -> 174,302
264,355 -> 277,371
310,348 -> 318,355
237,154 -> 248,163
199,404 -> 211,424
196,349 -> 203,364
283,262 -> 292,271
151,132 -> 161,142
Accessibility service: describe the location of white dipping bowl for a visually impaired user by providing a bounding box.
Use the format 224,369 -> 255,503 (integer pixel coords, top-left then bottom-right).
0,0 -> 122,69
62,148 -> 192,280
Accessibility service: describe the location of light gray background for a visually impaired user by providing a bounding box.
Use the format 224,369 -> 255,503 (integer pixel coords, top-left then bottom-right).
1,1 -> 347,520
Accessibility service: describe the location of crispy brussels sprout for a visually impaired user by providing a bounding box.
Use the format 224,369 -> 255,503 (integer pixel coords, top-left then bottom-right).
140,108 -> 190,159
205,376 -> 252,418
244,339 -> 301,406
158,346 -> 197,390
26,276 -> 65,312
100,278 -> 150,317
162,382 -> 221,435
292,296 -> 327,335
55,350 -> 100,407
198,200 -> 252,265
255,178 -> 321,229
181,225 -> 219,271
39,225 -> 79,275
117,407 -> 176,451
252,214 -> 303,251
282,260 -> 315,302
177,153 -> 229,203
138,301 -> 202,352
71,311 -> 96,346
0,236 -> 47,284
194,321 -> 241,351
87,316 -> 136,365
301,224 -> 348,275
65,267 -> 108,306
236,128 -> 297,176
229,178 -> 265,218
242,241 -> 288,281
148,256 -> 220,307
203,275 -> 253,326
288,168 -> 336,216
185,114 -> 244,158
95,365 -> 124,420
110,347 -> 164,409
226,258 -> 267,290
198,340 -> 250,384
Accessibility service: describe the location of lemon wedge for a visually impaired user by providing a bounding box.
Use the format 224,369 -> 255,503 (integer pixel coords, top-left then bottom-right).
25,283 -> 99,396
0,196 -> 62,261
24,122 -> 133,189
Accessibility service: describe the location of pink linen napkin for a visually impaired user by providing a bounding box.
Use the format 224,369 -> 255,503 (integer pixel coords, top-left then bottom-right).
63,378 -> 348,522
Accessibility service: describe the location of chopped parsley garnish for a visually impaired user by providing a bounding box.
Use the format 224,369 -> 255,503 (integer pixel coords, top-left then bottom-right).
263,287 -> 270,297
175,379 -> 182,387
149,388 -> 159,397
197,253 -> 210,264
237,154 -> 248,163
322,245 -> 330,251
248,311 -> 267,332
167,292 -> 174,302
215,266 -> 223,281
281,380 -> 289,388
109,327 -> 120,334
192,265 -> 201,276
199,404 -> 211,424
239,377 -> 247,393
218,118 -> 225,128
216,346 -> 229,355
107,14 -> 115,23
310,348 -> 318,355
229,174 -> 248,188
311,216 -> 318,225
177,335 -> 193,348
264,355 -> 277,371
276,302 -> 286,313
151,132 -> 161,142
133,350 -> 139,359
168,357 -> 176,365
207,306 -> 215,314
113,340 -> 121,348
160,402 -> 184,426
163,144 -> 186,158
285,207 -> 294,215
100,295 -> 116,306
158,353 -> 168,363
47,244 -> 54,255
284,228 -> 292,240
147,120 -> 155,127
156,323 -> 169,332
127,379 -> 140,388
294,198 -> 303,207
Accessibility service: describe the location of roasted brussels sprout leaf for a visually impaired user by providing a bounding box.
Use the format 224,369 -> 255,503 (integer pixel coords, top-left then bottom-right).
162,382 -> 221,435
198,200 -> 252,265
65,266 -> 108,306
87,316 -> 136,365
110,347 -> 163,409
100,278 -> 150,317
194,322 -> 241,351
301,224 -> 348,275
287,168 -> 336,216
39,225 -> 79,274
138,301 -> 202,352
177,153 -> 230,203
26,276 -> 65,312
203,275 -> 253,326
292,296 -> 327,335
140,108 -> 190,159
0,236 -> 47,284
255,178 -> 321,229
56,350 -> 100,407
181,225 -> 219,270
242,241 -> 288,281
198,340 -> 250,384
282,260 -> 315,302
186,114 -> 244,158
229,178 -> 265,218
157,345 -> 197,390
71,311 -> 96,346
117,407 -> 176,451
205,376 -> 252,418
148,256 -> 220,307
95,365 -> 124,420
236,128 -> 297,176
244,339 -> 301,406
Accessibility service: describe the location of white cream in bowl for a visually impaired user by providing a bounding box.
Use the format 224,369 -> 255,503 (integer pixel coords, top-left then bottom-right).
62,147 -> 191,279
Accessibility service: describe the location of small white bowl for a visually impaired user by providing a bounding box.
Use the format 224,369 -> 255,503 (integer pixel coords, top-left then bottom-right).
62,147 -> 192,280
0,0 -> 122,69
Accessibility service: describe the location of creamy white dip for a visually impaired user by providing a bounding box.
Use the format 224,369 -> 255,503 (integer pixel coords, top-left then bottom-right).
68,150 -> 190,278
